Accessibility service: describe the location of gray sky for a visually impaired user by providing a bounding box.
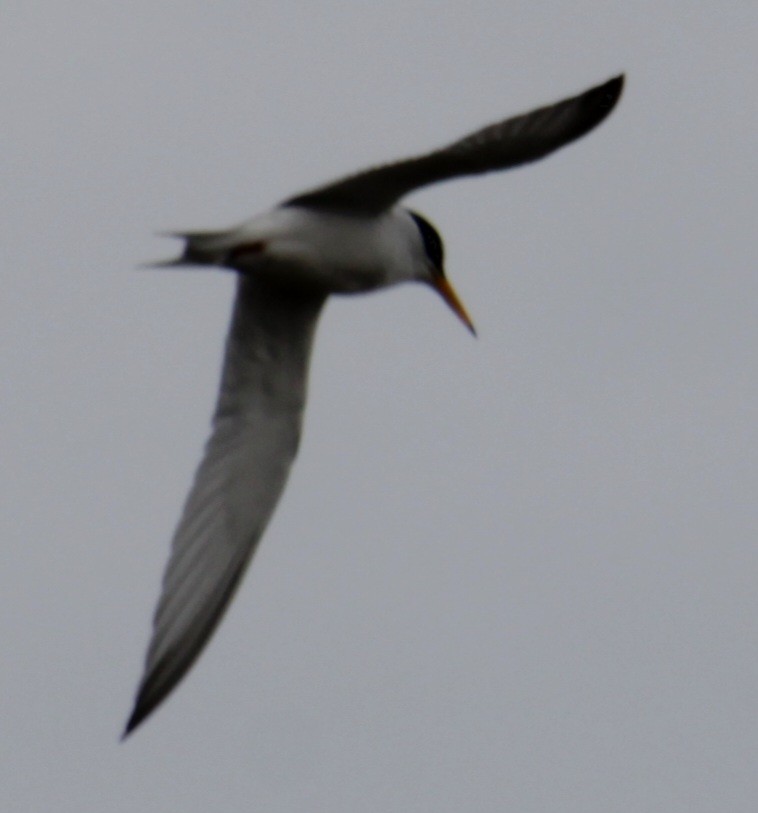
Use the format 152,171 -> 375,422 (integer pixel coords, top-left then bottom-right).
2,2 -> 756,811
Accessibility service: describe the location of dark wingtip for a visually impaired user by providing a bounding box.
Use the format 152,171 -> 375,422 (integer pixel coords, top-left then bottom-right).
121,704 -> 145,740
121,681 -> 162,740
593,74 -> 625,112
568,74 -> 624,142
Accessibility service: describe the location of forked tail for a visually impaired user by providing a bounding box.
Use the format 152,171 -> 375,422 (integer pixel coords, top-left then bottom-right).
144,230 -> 231,268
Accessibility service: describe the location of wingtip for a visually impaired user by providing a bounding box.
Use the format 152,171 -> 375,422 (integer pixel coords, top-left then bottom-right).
609,73 -> 625,93
121,705 -> 144,740
121,677 -> 163,739
597,74 -> 625,109
121,694 -> 157,739
573,74 -> 624,132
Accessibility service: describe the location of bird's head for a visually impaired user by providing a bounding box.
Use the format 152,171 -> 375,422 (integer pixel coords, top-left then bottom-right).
408,210 -> 476,337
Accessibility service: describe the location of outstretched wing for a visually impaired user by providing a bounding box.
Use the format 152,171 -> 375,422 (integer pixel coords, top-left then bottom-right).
286,75 -> 623,214
124,277 -> 326,736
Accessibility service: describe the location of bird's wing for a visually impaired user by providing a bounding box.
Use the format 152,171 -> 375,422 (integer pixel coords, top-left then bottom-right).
285,75 -> 623,215
124,277 -> 326,736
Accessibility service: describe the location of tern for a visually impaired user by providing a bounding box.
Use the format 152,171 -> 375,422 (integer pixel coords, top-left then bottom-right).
124,75 -> 624,735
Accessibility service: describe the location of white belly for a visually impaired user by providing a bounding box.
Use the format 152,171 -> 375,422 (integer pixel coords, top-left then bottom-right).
227,206 -> 416,294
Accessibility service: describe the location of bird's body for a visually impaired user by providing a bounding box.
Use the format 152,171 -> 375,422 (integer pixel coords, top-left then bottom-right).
169,205 -> 431,294
124,75 -> 624,735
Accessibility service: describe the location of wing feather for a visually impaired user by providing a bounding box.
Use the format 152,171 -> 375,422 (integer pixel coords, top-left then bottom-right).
286,75 -> 623,214
124,277 -> 325,735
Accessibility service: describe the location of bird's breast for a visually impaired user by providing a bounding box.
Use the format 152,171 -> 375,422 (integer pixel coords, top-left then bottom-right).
235,207 -> 411,294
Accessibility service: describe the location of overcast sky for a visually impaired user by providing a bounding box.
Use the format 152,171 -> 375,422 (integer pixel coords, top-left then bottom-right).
2,3 -> 756,811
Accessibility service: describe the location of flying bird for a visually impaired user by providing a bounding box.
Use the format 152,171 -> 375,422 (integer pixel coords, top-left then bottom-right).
124,74 -> 624,735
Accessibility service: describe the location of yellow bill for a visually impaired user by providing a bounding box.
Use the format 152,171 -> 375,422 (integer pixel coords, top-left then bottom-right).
432,276 -> 477,337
